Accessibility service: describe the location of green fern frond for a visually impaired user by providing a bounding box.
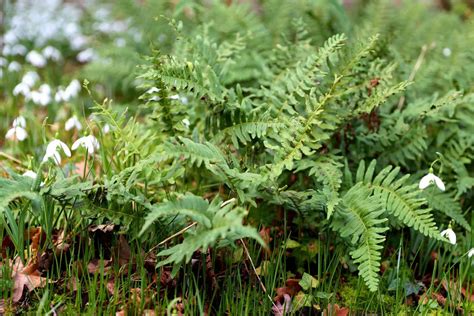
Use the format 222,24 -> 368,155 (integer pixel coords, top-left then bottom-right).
333,183 -> 388,292
296,156 -> 343,218
139,194 -> 263,276
356,160 -> 441,240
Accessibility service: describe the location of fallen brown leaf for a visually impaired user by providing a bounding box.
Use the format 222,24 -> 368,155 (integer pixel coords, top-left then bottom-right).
10,258 -> 47,303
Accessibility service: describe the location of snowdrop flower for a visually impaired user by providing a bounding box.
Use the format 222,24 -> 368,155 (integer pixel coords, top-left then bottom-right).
13,116 -> 26,128
146,87 -> 160,94
72,135 -> 100,154
102,124 -> 111,134
23,170 -> 38,179
42,139 -> 71,165
42,46 -> 62,61
22,170 -> 45,186
5,126 -> 28,141
21,71 -> 40,87
440,227 -> 456,245
169,94 -> 180,100
76,48 -> 96,63
55,88 -> 68,103
31,84 -> 52,106
65,116 -> 83,131
419,173 -> 445,191
115,38 -> 126,47
0,57 -> 6,67
182,118 -> 190,128
468,248 -> 474,258
65,79 -> 81,99
11,44 -> 27,56
8,61 -> 22,72
13,82 -> 31,97
442,47 -> 452,57
26,50 -> 47,68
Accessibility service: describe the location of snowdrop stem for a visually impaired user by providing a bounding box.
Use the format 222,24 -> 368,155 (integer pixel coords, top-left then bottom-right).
83,149 -> 89,181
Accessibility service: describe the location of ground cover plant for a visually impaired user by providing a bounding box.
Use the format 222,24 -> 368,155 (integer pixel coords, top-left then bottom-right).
0,0 -> 473,314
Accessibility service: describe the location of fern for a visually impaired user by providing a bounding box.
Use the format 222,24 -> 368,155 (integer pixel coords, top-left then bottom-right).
139,194 -> 264,276
332,183 -> 388,292
356,160 -> 441,240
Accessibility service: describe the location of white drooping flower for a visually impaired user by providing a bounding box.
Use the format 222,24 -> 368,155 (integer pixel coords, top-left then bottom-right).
26,50 -> 47,68
23,170 -> 38,179
102,124 -> 111,134
468,248 -> 474,258
5,126 -> 28,141
30,84 -> 52,106
76,48 -> 96,63
13,82 -> 31,98
8,61 -> 22,72
182,118 -> 190,128
42,46 -> 62,61
146,87 -> 160,94
440,228 -> 456,245
13,116 -> 26,128
419,173 -> 445,191
65,116 -> 83,131
72,135 -> 100,154
21,71 -> 40,87
42,139 -> 71,165
65,79 -> 81,99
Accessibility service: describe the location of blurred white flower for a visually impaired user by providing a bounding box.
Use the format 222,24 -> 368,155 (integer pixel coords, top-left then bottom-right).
115,38 -> 126,47
65,116 -> 83,131
42,139 -> 71,165
442,47 -> 452,57
21,71 -> 40,87
419,173 -> 445,191
13,116 -> 26,128
13,82 -> 31,97
146,87 -> 160,94
76,48 -> 96,63
468,248 -> 474,258
0,57 -> 6,67
169,94 -> 180,100
42,46 -> 62,61
31,84 -> 52,106
102,124 -> 111,134
54,88 -> 68,103
26,50 -> 47,68
65,79 -> 81,98
8,61 -> 22,72
23,170 -> 38,179
72,135 -> 100,154
440,228 -> 456,245
182,118 -> 190,128
5,126 -> 28,141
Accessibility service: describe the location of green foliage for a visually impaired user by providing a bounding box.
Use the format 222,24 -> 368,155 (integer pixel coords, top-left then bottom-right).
139,194 -> 264,276
1,0 -> 473,297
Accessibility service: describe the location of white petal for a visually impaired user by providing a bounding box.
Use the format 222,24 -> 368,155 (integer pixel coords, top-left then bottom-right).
59,141 -> 71,157
13,116 -> 26,128
5,128 -> 16,140
419,173 -> 435,190
468,248 -> 474,258
15,127 -> 28,141
433,176 -> 445,191
71,138 -> 82,151
440,228 -> 456,245
23,170 -> 38,179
